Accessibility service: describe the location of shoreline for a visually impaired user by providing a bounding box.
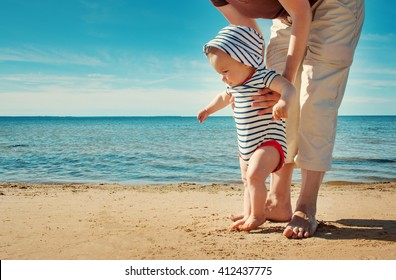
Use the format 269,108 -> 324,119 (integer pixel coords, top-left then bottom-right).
1,181 -> 395,260
2,178 -> 395,187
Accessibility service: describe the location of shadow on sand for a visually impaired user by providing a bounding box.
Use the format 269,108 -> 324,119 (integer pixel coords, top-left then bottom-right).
246,219 -> 396,242
316,219 -> 396,241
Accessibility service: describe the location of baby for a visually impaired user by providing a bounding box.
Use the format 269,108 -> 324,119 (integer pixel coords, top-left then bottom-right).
198,25 -> 295,231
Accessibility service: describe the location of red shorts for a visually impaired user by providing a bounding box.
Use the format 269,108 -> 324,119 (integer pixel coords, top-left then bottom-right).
239,140 -> 285,173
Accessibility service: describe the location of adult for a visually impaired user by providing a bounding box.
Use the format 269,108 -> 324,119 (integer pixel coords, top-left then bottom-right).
209,0 -> 365,238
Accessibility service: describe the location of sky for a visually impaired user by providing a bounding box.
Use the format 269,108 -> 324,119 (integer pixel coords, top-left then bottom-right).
0,0 -> 395,116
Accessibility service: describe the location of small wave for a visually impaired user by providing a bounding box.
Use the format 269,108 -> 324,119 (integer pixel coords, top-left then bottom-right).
325,181 -> 366,186
361,176 -> 396,182
9,144 -> 29,148
333,157 -> 395,164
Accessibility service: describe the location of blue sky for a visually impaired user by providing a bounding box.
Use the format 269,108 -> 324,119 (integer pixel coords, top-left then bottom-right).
0,0 -> 395,116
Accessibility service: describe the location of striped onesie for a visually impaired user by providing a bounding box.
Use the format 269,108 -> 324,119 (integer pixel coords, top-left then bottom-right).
228,68 -> 287,166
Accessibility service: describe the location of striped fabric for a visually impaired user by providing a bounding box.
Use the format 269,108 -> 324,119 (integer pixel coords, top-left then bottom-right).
204,25 -> 264,68
205,25 -> 287,164
228,68 -> 287,164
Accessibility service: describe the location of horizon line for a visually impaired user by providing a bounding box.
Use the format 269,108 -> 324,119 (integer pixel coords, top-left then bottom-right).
1,114 -> 395,118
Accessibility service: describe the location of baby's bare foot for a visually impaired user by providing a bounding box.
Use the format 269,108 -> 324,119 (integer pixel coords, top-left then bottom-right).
230,217 -> 247,230
239,215 -> 266,231
229,213 -> 244,222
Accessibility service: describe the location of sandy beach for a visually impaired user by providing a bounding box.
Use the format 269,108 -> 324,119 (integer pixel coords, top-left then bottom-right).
1,181 -> 395,260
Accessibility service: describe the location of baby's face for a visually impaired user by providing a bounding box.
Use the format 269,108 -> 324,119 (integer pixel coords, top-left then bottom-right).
208,50 -> 255,87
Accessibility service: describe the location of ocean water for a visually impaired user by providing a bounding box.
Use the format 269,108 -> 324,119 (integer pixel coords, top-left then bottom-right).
0,116 -> 395,185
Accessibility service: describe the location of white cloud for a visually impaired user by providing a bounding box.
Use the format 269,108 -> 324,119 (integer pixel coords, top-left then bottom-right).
0,47 -> 105,66
0,69 -> 223,116
0,86 -> 221,116
348,78 -> 396,89
0,45 -> 228,116
343,95 -> 396,104
361,33 -> 396,42
352,68 -> 396,76
340,94 -> 396,116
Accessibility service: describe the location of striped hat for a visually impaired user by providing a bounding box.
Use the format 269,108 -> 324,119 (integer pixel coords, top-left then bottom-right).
204,25 -> 264,68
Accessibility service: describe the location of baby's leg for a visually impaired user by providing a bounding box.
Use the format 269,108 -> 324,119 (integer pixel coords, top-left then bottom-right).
239,146 -> 280,231
231,160 -> 251,229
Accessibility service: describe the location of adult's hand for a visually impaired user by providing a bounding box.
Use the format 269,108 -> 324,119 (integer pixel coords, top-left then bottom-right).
251,88 -> 281,115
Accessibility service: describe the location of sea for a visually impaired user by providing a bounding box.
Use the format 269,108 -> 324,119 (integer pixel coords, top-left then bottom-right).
0,116 -> 395,185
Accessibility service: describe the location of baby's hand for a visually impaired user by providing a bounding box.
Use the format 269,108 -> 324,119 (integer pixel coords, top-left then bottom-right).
272,100 -> 288,121
197,109 -> 209,123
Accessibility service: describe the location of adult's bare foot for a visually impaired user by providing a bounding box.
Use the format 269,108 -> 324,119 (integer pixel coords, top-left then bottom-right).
265,195 -> 292,222
283,211 -> 317,238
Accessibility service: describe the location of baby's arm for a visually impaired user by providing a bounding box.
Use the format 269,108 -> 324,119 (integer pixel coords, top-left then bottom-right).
267,76 -> 296,120
197,90 -> 231,123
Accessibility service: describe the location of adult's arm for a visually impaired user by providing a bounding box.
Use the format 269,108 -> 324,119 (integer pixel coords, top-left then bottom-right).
278,0 -> 312,83
253,0 -> 312,114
